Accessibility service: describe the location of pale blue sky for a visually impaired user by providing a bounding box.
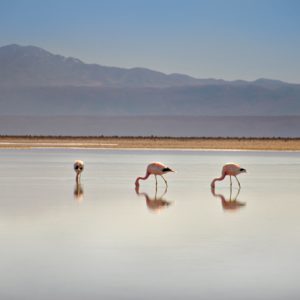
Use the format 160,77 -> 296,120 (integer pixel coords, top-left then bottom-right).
0,0 -> 300,82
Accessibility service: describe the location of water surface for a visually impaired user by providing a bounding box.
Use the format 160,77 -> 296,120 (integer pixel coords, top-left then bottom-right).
0,149 -> 300,299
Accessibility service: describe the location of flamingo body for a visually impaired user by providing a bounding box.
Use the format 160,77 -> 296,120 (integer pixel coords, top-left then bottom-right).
211,163 -> 246,188
135,162 -> 174,187
147,162 -> 173,175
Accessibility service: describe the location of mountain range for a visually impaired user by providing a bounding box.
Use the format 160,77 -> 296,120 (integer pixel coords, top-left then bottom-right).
0,43 -> 288,89
0,44 -> 299,136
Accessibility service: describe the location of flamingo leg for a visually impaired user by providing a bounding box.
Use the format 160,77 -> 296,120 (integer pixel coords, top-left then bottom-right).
235,176 -> 241,188
230,176 -> 232,186
155,175 -> 158,187
234,186 -> 241,200
229,185 -> 233,201
161,175 -> 168,187
161,185 -> 168,196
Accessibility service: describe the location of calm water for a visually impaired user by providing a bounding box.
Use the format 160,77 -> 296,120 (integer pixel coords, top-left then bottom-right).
1,149 -> 300,300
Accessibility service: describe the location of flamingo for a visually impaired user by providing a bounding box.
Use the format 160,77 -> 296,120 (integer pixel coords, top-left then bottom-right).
211,163 -> 246,188
74,160 -> 84,183
135,162 -> 175,188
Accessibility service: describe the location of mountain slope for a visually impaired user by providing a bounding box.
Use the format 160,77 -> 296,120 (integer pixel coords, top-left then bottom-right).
0,44 -> 210,87
1,44 -> 295,88
0,44 -> 300,119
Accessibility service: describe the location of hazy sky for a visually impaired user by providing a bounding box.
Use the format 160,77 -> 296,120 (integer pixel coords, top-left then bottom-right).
1,0 -> 300,82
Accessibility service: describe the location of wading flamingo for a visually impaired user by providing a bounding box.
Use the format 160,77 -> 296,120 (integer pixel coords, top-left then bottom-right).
211,163 -> 246,188
74,160 -> 84,183
135,162 -> 175,188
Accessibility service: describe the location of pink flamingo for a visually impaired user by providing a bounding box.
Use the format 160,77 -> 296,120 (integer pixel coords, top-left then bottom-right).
135,162 -> 175,188
211,163 -> 246,188
74,160 -> 84,184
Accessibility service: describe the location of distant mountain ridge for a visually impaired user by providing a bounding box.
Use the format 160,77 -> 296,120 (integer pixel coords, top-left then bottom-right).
0,44 -> 210,87
0,44 -> 300,120
0,44 -> 293,88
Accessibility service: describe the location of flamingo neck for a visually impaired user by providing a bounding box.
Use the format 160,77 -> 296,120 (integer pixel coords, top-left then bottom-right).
76,173 -> 80,183
211,172 -> 226,187
135,172 -> 150,185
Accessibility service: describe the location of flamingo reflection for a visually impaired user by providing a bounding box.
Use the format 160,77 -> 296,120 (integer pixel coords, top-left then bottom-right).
135,185 -> 172,213
74,182 -> 84,202
211,186 -> 246,211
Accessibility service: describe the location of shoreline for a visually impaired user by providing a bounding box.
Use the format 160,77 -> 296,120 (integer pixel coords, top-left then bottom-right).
0,136 -> 300,151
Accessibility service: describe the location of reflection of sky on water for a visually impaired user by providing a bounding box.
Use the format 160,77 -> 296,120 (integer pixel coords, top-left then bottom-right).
0,149 -> 300,299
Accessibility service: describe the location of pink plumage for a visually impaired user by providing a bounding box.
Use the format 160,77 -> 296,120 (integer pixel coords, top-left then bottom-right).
211,163 -> 246,188
135,162 -> 175,187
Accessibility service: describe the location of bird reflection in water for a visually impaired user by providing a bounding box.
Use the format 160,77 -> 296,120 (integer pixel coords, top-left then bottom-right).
135,185 -> 172,213
74,182 -> 84,203
211,186 -> 246,211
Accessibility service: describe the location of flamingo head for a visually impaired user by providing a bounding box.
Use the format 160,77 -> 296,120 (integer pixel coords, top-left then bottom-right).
74,160 -> 84,175
239,168 -> 247,174
162,167 -> 175,173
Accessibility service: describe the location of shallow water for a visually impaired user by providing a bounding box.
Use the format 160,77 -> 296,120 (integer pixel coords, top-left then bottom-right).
0,149 -> 300,299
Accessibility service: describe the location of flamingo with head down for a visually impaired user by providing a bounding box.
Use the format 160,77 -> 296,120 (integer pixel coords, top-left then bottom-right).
74,160 -> 84,184
135,162 -> 175,188
211,163 -> 246,188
